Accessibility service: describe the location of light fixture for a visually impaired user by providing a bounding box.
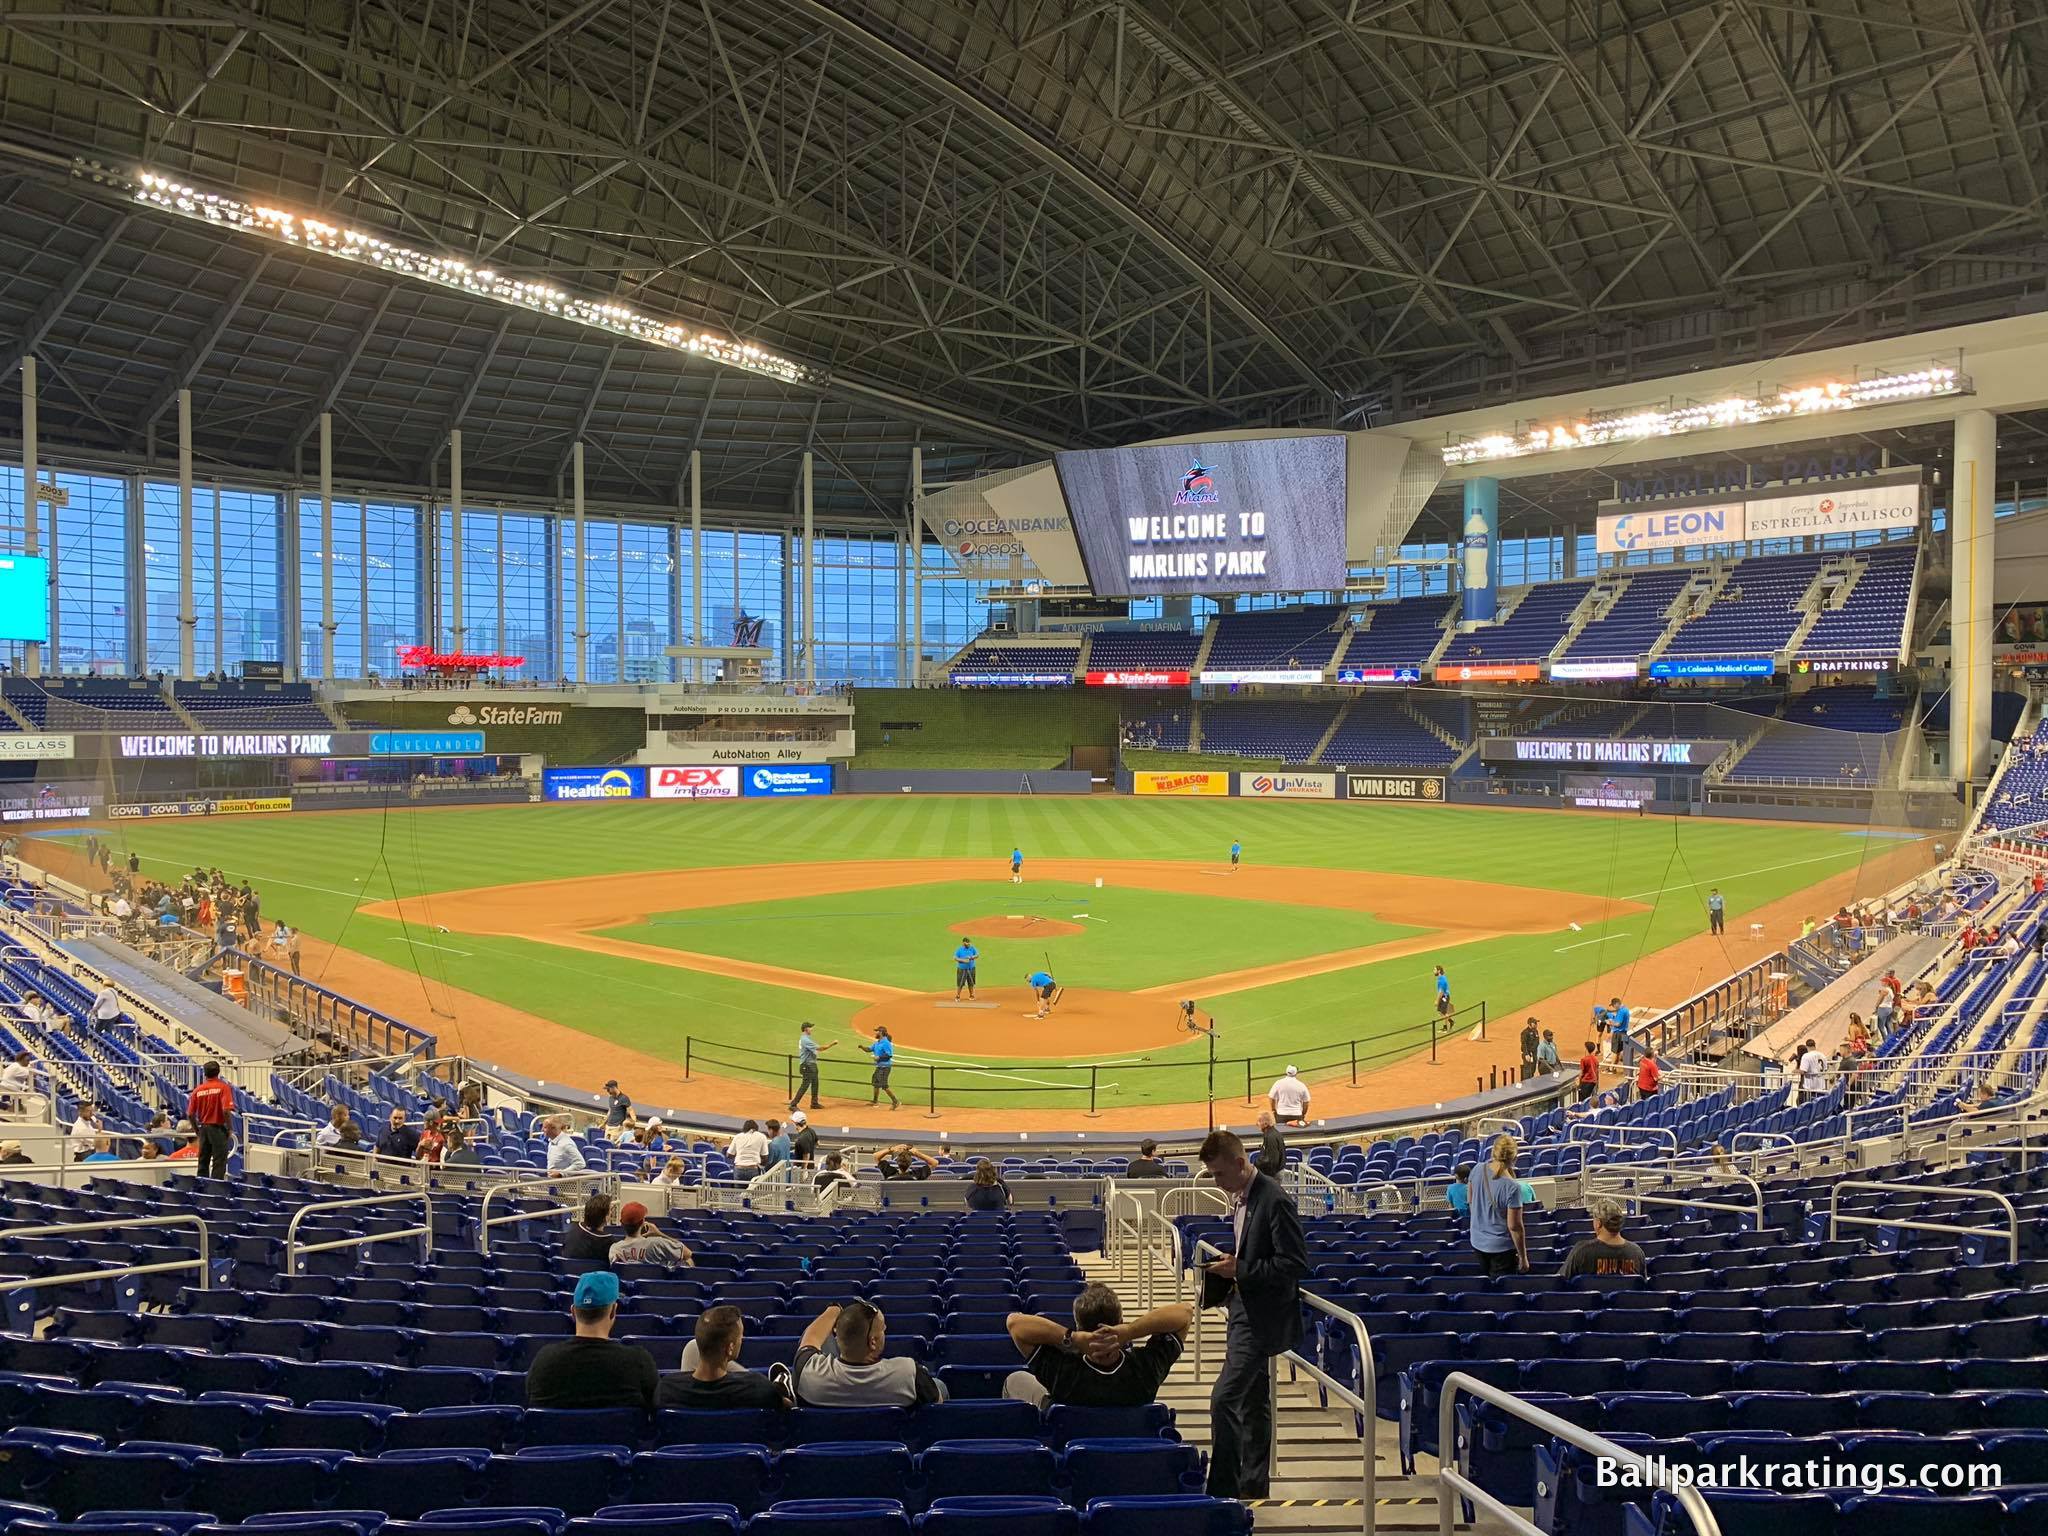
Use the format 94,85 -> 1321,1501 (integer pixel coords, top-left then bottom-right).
132,170 -> 820,389
1441,365 -> 1971,467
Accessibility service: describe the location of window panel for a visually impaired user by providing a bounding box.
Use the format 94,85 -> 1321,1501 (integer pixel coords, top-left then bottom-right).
298,497 -> 421,678
51,471 -> 129,673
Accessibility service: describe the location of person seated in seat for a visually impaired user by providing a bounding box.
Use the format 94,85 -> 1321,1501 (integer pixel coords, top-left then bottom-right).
812,1152 -> 857,1201
376,1107 -> 419,1160
1002,1282 -> 1192,1410
563,1192 -> 618,1263
315,1104 -> 357,1150
608,1201 -> 694,1268
875,1144 -> 935,1180
1124,1140 -> 1168,1178
792,1302 -> 945,1407
1558,1197 -> 1648,1281
966,1159 -> 1011,1211
82,1135 -> 121,1163
660,1304 -> 791,1410
524,1271 -> 657,1411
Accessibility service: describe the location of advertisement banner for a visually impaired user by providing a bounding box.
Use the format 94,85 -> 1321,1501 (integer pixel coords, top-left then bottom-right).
652,743 -> 838,765
1548,661 -> 1638,681
0,734 -> 76,760
1345,774 -> 1445,801
1743,477 -> 1921,540
1336,666 -> 1421,684
1481,737 -> 1732,767
1132,770 -> 1229,797
1595,502 -> 1744,556
649,765 -> 741,800
542,766 -> 646,802
2,783 -> 99,823
1200,669 -> 1325,686
1649,657 -> 1775,679
108,799 -> 220,820
1237,772 -> 1336,800
1433,662 -> 1542,683
1564,773 -> 1658,810
216,797 -> 293,815
949,672 -> 1073,687
1083,670 -> 1192,687
116,731 -> 365,760
1791,656 -> 1894,675
369,731 -> 487,756
744,765 -> 833,798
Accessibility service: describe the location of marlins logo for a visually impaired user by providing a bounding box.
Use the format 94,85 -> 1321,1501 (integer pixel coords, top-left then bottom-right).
1173,459 -> 1219,507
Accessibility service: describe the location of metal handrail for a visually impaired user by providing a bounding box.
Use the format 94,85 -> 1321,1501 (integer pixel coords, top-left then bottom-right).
1729,1131 -> 1797,1155
0,1214 -> 211,1330
1828,1178 -> 2021,1262
1438,1373 -> 1723,1536
1587,1163 -> 1764,1229
477,1171 -> 618,1254
1137,1202 -> 1183,1311
1566,1122 -> 1680,1160
283,1190 -> 436,1274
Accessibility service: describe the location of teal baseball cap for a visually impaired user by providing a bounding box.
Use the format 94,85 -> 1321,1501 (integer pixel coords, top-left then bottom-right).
573,1271 -> 621,1309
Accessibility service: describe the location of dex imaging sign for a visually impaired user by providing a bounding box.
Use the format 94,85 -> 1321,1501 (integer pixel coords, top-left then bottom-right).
650,765 -> 740,800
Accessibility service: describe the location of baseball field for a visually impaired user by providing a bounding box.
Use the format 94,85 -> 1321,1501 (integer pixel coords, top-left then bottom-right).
71,795 -> 1936,1121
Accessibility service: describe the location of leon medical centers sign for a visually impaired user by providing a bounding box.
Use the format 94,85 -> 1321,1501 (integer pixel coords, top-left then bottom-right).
1595,468 -> 1922,556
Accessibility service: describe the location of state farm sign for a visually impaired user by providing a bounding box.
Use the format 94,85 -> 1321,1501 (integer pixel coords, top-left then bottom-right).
649,765 -> 740,800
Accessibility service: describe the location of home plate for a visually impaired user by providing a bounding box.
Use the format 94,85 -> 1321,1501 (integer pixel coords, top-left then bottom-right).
935,1001 -> 999,1010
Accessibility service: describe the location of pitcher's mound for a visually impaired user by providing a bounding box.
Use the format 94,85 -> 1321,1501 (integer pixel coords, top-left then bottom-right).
949,915 -> 1085,939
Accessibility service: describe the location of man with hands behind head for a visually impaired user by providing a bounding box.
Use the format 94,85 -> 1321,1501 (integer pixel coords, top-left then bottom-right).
1003,1284 -> 1193,1409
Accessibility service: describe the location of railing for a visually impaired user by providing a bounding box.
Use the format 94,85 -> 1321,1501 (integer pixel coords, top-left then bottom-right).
1565,1122 -> 1679,1161
1137,1203 -> 1183,1311
477,1171 -> 619,1254
1645,947 -> 1791,1056
232,947 -> 435,1060
1586,1162 -> 1764,1229
283,1191 -> 437,1274
1828,1178 -> 2021,1263
0,1214 -> 212,1334
1438,1374 -> 1723,1536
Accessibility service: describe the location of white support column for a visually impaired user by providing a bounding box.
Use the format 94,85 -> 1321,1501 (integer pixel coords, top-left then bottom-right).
319,413 -> 335,680
20,356 -> 40,677
177,388 -> 195,678
573,441 -> 588,682
614,516 -> 626,684
210,477 -> 223,671
449,429 -> 465,650
801,449 -> 815,686
909,446 -> 924,685
495,510 -> 506,663
356,499 -> 369,679
689,449 -> 703,684
669,513 -> 684,685
895,522 -> 908,685
1953,409 -> 1997,786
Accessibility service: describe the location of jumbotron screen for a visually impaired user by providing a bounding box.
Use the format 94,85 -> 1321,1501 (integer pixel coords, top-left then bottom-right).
0,555 -> 48,643
1054,435 -> 1347,597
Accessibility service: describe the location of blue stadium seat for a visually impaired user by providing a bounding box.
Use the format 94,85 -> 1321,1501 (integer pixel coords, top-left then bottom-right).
482,1450 -> 630,1517
331,1453 -> 485,1519
652,1409 -> 787,1448
625,1446 -> 770,1514
1078,1496 -> 1253,1536
777,1442 -> 916,1504
1060,1440 -> 1202,1503
570,1509 -> 739,1535
918,1496 -> 1080,1536
919,1440 -> 1058,1504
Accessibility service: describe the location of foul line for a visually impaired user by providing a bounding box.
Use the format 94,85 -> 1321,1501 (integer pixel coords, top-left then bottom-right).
1554,932 -> 1628,953
1617,843 -> 1923,902
387,937 -> 475,958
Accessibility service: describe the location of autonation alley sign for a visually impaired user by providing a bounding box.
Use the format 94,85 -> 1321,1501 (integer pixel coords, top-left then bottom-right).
1480,737 -> 1733,767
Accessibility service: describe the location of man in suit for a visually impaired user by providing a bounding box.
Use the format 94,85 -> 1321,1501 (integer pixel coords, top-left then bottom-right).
1198,1127 -> 1310,1500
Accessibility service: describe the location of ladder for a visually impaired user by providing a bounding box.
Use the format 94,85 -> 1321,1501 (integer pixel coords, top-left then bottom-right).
1018,774 -> 1034,795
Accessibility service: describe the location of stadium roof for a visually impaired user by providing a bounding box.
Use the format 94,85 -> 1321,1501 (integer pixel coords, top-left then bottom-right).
0,0 -> 2044,520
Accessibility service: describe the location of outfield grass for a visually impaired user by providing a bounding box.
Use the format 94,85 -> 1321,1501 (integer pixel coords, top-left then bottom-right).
93,797 -> 1911,1105
607,879 -> 1423,992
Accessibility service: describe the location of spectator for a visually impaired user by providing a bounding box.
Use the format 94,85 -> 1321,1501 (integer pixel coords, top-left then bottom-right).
788,1112 -> 818,1167
1445,1164 -> 1472,1213
68,1102 -> 101,1162
1125,1139 -> 1168,1178
875,1144 -> 934,1180
0,1140 -> 30,1166
167,1120 -> 198,1160
1634,1048 -> 1660,1100
524,1271 -> 658,1411
1002,1285 -> 1193,1409
608,1201 -> 695,1268
1576,1039 -> 1600,1103
966,1160 -> 1011,1211
82,1135 -> 121,1163
791,1302 -> 945,1407
652,1155 -> 688,1187
88,984 -> 122,1029
1267,1066 -> 1310,1126
1253,1111 -> 1285,1178
0,1051 -> 36,1107
442,1122 -> 481,1168
764,1117 -> 792,1170
544,1115 -> 587,1173
315,1104 -> 356,1149
1559,1197 -> 1649,1281
415,1111 -> 448,1167
1536,1029 -> 1560,1073
1467,1134 -> 1528,1277
658,1305 -> 791,1409
1797,1038 -> 1828,1101
602,1079 -> 632,1129
377,1108 -> 420,1160
564,1193 -> 618,1262
457,1081 -> 485,1122
812,1152 -> 857,1200
728,1119 -> 770,1176
1519,1017 -> 1540,1073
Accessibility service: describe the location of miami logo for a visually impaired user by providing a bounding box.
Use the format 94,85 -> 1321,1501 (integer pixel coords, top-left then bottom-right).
1173,460 -> 1218,506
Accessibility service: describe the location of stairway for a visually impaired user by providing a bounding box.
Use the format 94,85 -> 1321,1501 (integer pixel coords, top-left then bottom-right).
1309,700 -> 1354,765
1079,1243 -> 1444,1533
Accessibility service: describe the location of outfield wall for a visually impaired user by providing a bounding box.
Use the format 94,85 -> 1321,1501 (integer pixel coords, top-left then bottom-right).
840,767 -> 1094,795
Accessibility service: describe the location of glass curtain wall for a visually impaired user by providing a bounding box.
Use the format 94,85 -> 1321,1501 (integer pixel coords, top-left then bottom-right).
143,484 -> 285,674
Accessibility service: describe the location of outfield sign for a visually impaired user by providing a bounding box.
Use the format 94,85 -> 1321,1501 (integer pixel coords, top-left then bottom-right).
1132,770 -> 1229,796
650,765 -> 740,800
1481,737 -> 1732,766
369,731 -> 486,756
1199,668 -> 1326,685
543,766 -> 645,801
745,765 -> 833,797
2,785 -> 100,822
0,734 -> 75,760
1336,666 -> 1421,684
107,796 -> 290,819
653,744 -> 835,764
1792,656 -> 1894,674
1083,669 -> 1192,687
117,731 -> 364,759
1649,657 -> 1775,679
1344,774 -> 1444,801
1237,771 -> 1336,800
1433,662 -> 1541,683
1564,773 -> 1657,810
1595,469 -> 1922,554
950,671 -> 1072,687
1548,661 -> 1638,681
1596,501 -> 1743,556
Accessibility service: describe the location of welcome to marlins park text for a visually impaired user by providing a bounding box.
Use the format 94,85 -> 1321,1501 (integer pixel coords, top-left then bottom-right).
118,732 -> 354,759
1483,737 -> 1730,766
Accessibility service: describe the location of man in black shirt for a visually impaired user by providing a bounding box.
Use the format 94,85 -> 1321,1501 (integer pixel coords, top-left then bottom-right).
788,1112 -> 819,1167
875,1144 -> 934,1180
524,1272 -> 658,1411
562,1192 -> 618,1263
1124,1139 -> 1168,1178
602,1080 -> 633,1130
1558,1198 -> 1649,1281
1003,1284 -> 1192,1409
1253,1112 -> 1286,1178
659,1305 -> 791,1410
376,1108 -> 420,1160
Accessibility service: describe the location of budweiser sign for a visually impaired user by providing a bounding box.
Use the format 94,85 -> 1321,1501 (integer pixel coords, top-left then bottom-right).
396,645 -> 526,670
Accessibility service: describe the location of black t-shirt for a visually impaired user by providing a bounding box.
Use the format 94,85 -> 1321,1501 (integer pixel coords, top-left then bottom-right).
377,1126 -> 419,1158
878,1154 -> 929,1180
1256,1127 -> 1285,1177
966,1182 -> 1009,1211
657,1370 -> 788,1410
1559,1238 -> 1648,1281
791,1127 -> 818,1163
524,1336 -> 657,1410
1124,1157 -> 1167,1178
562,1224 -> 616,1262
1028,1333 -> 1184,1407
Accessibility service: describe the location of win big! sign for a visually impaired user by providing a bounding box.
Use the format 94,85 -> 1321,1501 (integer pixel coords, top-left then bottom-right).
650,765 -> 740,800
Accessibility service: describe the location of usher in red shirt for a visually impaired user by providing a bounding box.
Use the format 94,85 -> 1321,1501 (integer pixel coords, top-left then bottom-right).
186,1078 -> 235,1127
